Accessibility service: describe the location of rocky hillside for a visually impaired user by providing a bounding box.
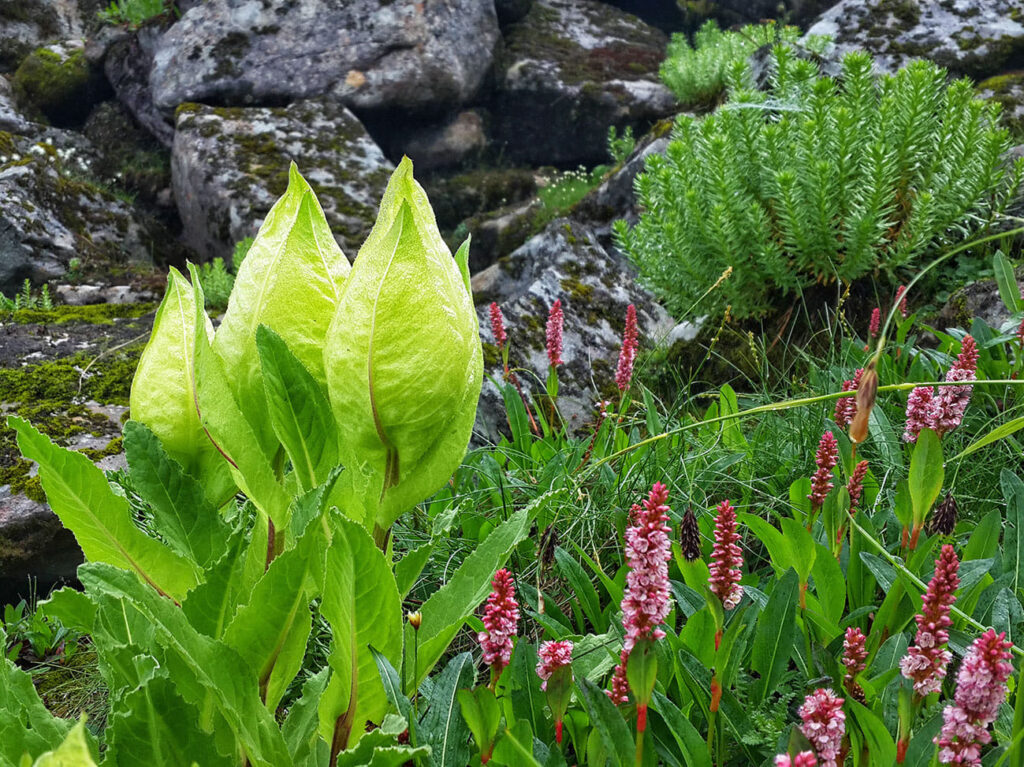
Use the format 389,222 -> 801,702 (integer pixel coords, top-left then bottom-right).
3,0 -> 1024,601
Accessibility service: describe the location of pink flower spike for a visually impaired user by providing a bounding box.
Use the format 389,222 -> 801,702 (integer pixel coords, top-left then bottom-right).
799,688 -> 846,767
546,300 -> 564,367
708,499 -> 743,611
896,285 -> 908,318
477,569 -> 519,680
808,432 -> 839,510
847,460 -> 869,513
869,307 -> 881,338
536,640 -> 573,691
935,629 -> 1013,765
833,368 -> 863,428
930,336 -> 978,438
607,483 -> 673,703
1017,317 -> 1024,349
904,386 -> 935,443
489,302 -> 507,350
615,304 -> 639,392
775,753 -> 818,767
843,627 -> 868,702
901,545 -> 959,697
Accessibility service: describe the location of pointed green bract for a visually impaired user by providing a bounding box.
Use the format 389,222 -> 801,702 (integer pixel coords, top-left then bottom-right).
213,164 -> 349,457
129,267 -> 234,506
324,157 -> 483,532
29,721 -> 98,767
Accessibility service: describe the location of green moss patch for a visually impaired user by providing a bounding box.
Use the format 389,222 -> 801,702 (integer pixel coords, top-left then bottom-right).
1,302 -> 155,325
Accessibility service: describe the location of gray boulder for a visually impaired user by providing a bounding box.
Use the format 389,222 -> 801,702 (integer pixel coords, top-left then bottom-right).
172,99 -> 393,261
471,217 -> 675,441
939,264 -> 1024,333
104,26 -> 174,147
401,110 -> 487,171
0,130 -> 170,296
0,74 -> 36,134
491,0 -> 675,166
978,73 -> 1024,138
807,0 -> 1024,79
150,0 -> 500,115
0,0 -> 93,72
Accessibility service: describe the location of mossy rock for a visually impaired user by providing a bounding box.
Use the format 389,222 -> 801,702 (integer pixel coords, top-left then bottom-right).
425,167 -> 538,233
977,71 -> 1024,140
11,44 -> 106,127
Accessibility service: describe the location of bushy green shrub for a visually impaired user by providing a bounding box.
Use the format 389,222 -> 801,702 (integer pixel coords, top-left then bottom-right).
660,20 -> 829,106
0,280 -> 52,312
619,49 -> 1023,319
198,237 -> 252,310
97,0 -> 168,27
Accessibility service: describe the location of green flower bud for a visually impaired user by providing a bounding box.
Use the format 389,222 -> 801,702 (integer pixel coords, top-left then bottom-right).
324,157 -> 482,532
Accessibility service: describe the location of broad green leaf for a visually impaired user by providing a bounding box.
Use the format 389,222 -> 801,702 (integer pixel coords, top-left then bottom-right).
324,157 -> 483,531
506,641 -> 545,738
78,563 -> 291,766
255,325 -> 339,493
750,568 -> 798,702
335,715 -> 430,767
394,540 -> 434,600
318,514 -> 403,750
1001,470 -> 1024,600
718,384 -> 748,451
847,699 -> 896,765
458,688 -> 501,763
213,164 -> 349,457
0,634 -> 73,764
123,420 -> 231,569
649,691 -> 711,767
490,720 -> 543,767
993,250 -> 1023,313
30,721 -> 97,767
421,652 -> 475,767
187,264 -> 291,527
282,668 -> 330,766
908,428 -> 943,529
180,532 -> 248,639
576,677 -> 634,767
408,493 -> 548,687
38,587 -> 95,635
810,542 -> 846,629
555,547 -> 604,632
104,673 -> 232,766
223,544 -> 315,711
9,417 -> 198,602
129,266 -> 233,506
371,647 -> 411,723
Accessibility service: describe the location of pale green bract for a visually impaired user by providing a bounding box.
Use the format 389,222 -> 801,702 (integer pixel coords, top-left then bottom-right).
214,163 -> 350,458
324,157 -> 482,534
129,266 -> 234,506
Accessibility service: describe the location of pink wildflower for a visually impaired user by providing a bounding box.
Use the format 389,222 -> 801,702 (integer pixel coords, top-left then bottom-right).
489,302 -> 507,350
607,483 -> 673,703
799,688 -> 846,767
935,630 -> 1013,765
708,499 -> 743,611
904,386 -> 935,443
846,460 -> 869,513
869,307 -> 881,338
478,569 -> 519,680
833,368 -> 863,428
1017,317 -> 1024,349
808,432 -> 839,509
896,285 -> 908,318
615,304 -> 639,392
843,627 -> 868,702
546,300 -> 563,367
901,545 -> 959,697
930,336 -> 978,437
536,640 -> 573,691
775,753 -> 818,767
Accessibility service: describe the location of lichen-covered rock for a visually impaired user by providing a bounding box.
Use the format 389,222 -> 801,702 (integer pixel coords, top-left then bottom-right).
104,25 -> 174,147
426,167 -> 538,234
172,100 -> 392,261
0,490 -> 82,602
470,217 -> 675,441
0,73 -> 36,134
0,0 -> 89,72
686,0 -> 838,27
150,0 -> 500,115
978,72 -> 1024,138
491,0 -> 675,166
807,0 -> 1024,79
83,100 -> 172,206
401,110 -> 487,171
464,199 -> 548,274
939,264 -> 1024,333
0,129 -> 171,296
11,42 -> 107,126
